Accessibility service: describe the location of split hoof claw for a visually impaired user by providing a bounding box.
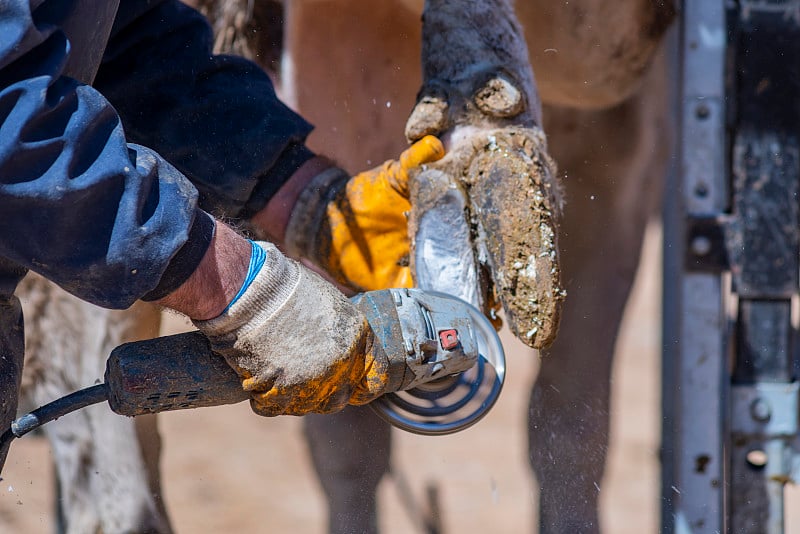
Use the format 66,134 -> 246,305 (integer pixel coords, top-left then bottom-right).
467,127 -> 563,349
405,95 -> 450,143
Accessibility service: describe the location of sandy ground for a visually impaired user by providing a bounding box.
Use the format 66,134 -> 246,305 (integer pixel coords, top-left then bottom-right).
0,223 -> 670,533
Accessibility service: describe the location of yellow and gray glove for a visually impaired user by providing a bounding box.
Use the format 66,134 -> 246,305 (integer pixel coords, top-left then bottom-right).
193,241 -> 390,416
284,136 -> 445,292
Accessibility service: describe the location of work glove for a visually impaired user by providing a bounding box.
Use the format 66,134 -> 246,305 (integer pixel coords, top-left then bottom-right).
193,241 -> 390,416
284,136 -> 445,292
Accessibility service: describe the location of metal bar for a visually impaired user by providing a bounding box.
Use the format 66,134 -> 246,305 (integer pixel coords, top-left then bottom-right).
681,0 -> 728,216
667,2 -> 800,532
663,1 -> 728,532
672,274 -> 727,533
734,300 -> 793,383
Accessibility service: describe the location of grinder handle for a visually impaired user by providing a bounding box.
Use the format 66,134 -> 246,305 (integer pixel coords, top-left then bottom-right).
105,331 -> 249,416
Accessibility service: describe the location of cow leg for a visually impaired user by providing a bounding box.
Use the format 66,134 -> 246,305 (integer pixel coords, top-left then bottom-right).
303,407 -> 391,534
528,51 -> 670,533
282,2 -> 421,532
18,274 -> 171,534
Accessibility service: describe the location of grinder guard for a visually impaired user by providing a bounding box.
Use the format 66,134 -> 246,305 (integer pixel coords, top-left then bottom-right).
357,288 -> 506,436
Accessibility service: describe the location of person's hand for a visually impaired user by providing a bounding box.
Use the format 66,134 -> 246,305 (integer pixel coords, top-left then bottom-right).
283,136 -> 444,292
192,241 -> 391,416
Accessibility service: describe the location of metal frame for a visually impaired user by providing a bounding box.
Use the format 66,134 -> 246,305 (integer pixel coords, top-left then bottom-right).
663,1 -> 800,532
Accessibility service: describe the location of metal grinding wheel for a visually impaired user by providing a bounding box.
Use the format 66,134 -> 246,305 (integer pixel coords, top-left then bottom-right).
370,292 -> 506,436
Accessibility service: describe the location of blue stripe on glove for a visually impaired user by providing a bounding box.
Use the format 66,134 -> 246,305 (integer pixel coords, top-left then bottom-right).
223,240 -> 267,313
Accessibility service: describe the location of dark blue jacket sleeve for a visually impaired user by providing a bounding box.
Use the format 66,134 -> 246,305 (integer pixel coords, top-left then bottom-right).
95,1 -> 315,219
0,0 -> 214,309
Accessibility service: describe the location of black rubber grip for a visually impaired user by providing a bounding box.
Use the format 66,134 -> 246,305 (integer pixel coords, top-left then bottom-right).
105,331 -> 249,416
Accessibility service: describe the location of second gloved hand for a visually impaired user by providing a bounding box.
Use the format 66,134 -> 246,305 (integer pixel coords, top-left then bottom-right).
193,241 -> 390,416
284,136 -> 444,292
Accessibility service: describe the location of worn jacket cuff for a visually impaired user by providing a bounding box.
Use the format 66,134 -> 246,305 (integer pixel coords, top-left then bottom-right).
141,209 -> 216,301
239,143 -> 316,220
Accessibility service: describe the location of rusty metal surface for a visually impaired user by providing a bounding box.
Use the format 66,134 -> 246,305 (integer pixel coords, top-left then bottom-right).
727,3 -> 800,531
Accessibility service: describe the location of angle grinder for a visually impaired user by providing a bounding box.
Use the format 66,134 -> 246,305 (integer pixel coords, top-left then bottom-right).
0,288 -> 505,459
365,290 -> 504,435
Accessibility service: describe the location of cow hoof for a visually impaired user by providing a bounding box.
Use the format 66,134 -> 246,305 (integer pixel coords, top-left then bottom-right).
405,69 -> 534,144
406,4 -> 558,348
412,125 -> 564,349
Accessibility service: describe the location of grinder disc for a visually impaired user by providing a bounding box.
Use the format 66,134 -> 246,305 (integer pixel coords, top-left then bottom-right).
371,294 -> 506,436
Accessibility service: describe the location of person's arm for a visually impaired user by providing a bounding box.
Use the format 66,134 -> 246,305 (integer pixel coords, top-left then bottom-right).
95,0 -> 315,221
251,157 -> 334,244
0,1 -> 399,418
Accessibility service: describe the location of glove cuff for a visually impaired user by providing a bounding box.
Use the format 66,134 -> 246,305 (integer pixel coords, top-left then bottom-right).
193,241 -> 300,339
283,167 -> 349,263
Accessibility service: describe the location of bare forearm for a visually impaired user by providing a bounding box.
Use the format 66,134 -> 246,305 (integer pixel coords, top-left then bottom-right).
156,222 -> 250,321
